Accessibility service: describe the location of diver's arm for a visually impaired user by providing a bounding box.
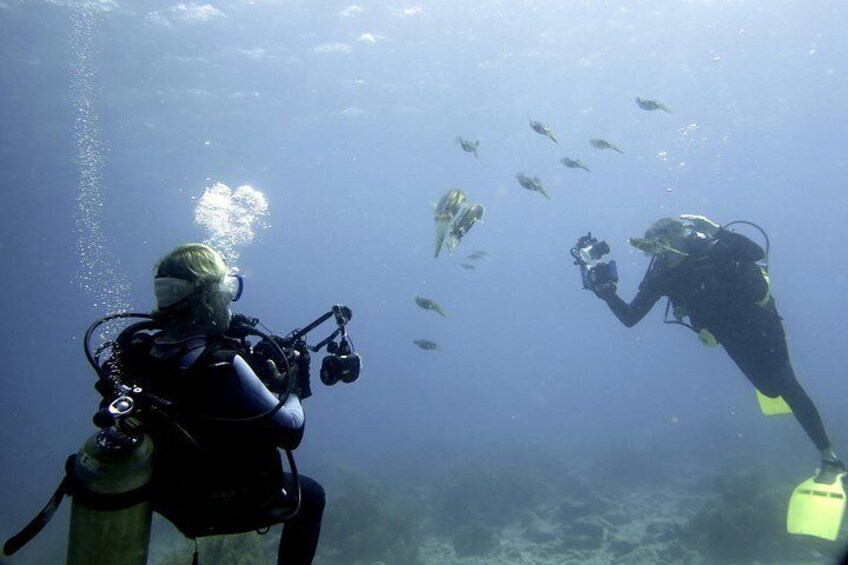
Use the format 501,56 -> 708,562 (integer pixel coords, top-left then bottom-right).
272,392 -> 305,434
230,355 -> 306,448
710,228 -> 765,262
596,282 -> 662,328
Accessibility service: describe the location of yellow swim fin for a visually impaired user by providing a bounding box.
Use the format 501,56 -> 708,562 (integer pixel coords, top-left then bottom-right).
756,390 -> 792,416
786,472 -> 847,540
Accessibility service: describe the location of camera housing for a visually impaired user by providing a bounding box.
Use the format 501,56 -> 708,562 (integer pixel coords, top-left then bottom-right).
582,260 -> 618,289
583,240 -> 610,261
571,232 -> 618,290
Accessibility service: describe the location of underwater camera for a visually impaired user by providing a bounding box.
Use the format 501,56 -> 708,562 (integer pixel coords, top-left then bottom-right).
239,304 -> 361,390
320,337 -> 362,386
318,305 -> 361,386
571,232 -> 618,290
275,304 -> 361,388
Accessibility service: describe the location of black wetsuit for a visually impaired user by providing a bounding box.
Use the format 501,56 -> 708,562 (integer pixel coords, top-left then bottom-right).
600,228 -> 831,450
119,325 -> 325,564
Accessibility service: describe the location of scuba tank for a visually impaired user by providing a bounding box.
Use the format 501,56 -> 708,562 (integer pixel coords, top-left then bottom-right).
3,417 -> 155,563
2,315 -> 158,562
68,315 -> 157,564
67,426 -> 153,565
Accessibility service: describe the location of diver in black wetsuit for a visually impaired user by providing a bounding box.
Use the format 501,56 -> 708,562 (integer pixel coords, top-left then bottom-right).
590,214 -> 843,481
132,243 -> 325,564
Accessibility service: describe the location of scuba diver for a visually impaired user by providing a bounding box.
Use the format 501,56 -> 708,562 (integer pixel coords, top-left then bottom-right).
137,243 -> 325,563
4,243 -> 363,564
577,215 -> 843,483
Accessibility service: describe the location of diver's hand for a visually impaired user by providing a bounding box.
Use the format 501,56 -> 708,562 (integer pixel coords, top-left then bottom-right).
679,214 -> 720,236
228,313 -> 258,338
265,356 -> 311,399
265,359 -> 288,392
590,281 -> 617,300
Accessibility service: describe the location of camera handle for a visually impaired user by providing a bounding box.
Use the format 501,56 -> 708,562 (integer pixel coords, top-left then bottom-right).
310,328 -> 342,353
281,304 -> 352,347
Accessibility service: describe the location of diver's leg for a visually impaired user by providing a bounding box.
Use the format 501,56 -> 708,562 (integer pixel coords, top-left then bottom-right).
776,364 -> 832,451
776,365 -> 847,482
728,345 -> 830,451
277,474 -> 325,565
724,337 -> 832,451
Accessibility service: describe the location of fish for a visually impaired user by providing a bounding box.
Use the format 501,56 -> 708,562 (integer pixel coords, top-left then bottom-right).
434,189 -> 467,257
635,97 -> 671,113
446,203 -> 485,255
589,138 -> 623,153
515,173 -> 550,199
529,119 -> 557,143
414,339 -> 440,351
456,136 -> 480,157
461,263 -> 476,270
413,294 -> 447,317
560,157 -> 591,172
436,188 -> 467,218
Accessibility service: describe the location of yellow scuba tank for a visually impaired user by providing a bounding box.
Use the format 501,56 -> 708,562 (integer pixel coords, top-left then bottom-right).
67,428 -> 154,565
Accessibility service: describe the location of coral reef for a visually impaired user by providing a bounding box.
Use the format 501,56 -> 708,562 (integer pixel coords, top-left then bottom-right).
432,460 -> 553,533
679,469 -> 837,564
152,452 -> 843,565
316,472 -> 422,565
451,522 -> 499,557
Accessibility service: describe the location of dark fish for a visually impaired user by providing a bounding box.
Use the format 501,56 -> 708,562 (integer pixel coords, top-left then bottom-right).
413,294 -> 447,317
589,138 -> 623,153
560,157 -> 591,172
529,119 -> 557,143
515,173 -> 550,199
414,339 -> 440,351
635,97 -> 671,112
456,136 -> 480,157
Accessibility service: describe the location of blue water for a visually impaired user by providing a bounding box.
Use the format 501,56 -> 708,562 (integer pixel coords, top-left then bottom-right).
1,1 -> 847,563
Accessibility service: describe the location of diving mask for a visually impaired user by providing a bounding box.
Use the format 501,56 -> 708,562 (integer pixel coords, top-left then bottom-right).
628,237 -> 689,257
155,271 -> 243,308
629,237 -> 660,255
